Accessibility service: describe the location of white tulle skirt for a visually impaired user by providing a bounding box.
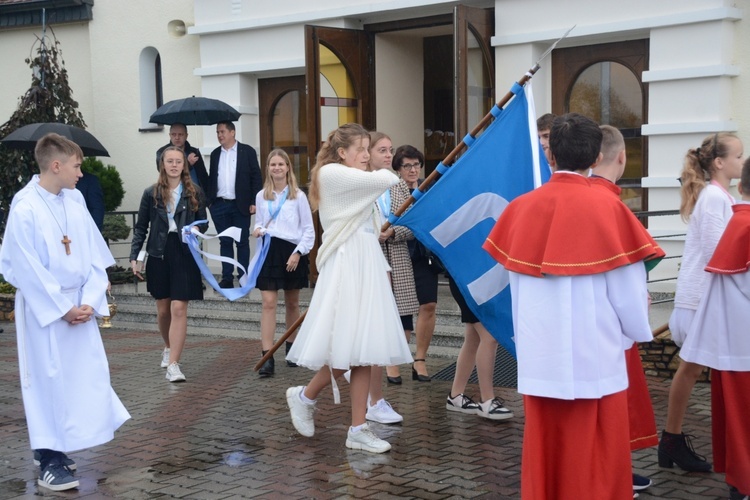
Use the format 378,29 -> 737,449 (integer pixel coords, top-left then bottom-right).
287,226 -> 413,371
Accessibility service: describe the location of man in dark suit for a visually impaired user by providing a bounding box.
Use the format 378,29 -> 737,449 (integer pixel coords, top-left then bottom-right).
76,172 -> 105,232
156,123 -> 209,191
207,121 -> 263,288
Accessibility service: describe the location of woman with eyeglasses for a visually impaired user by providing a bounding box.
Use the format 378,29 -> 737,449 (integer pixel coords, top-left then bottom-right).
354,132 -> 421,425
393,145 -> 438,382
659,133 -> 744,472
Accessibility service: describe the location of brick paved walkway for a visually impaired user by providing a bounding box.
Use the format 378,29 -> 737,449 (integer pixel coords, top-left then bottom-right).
0,324 -> 729,499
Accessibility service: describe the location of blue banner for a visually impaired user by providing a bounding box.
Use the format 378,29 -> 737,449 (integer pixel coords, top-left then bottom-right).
394,84 -> 550,356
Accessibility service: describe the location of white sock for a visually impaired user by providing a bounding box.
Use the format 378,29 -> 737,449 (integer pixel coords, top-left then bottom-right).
299,387 -> 315,405
350,423 -> 366,433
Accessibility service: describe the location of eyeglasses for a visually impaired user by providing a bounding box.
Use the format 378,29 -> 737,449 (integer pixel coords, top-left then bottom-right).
401,162 -> 421,171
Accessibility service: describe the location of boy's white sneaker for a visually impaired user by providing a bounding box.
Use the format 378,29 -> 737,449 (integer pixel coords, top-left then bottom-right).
346,424 -> 391,453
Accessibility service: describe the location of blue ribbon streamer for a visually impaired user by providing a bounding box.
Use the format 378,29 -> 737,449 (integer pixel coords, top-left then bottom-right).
182,220 -> 270,301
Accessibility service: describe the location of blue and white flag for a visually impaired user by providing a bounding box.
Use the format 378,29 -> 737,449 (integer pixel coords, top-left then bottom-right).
393,83 -> 550,357
183,221 -> 270,301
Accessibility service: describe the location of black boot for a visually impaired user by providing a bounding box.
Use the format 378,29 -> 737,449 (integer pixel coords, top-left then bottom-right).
259,350 -> 275,378
729,485 -> 749,500
285,341 -> 298,367
658,430 -> 711,472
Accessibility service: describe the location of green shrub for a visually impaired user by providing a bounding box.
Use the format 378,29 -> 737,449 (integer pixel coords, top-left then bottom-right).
0,275 -> 16,294
101,213 -> 131,242
81,157 -> 125,212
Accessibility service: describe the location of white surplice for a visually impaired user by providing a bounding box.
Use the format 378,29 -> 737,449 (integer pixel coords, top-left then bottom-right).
680,271 -> 750,371
0,185 -> 130,452
510,262 -> 652,400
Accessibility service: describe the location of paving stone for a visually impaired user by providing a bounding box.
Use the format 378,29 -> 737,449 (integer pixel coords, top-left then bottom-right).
0,323 -> 730,499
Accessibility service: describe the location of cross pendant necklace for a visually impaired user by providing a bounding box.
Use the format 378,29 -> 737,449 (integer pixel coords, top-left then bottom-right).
35,186 -> 72,255
61,234 -> 72,255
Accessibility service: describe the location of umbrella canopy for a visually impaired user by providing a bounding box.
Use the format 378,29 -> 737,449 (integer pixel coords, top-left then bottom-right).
149,96 -> 240,126
0,122 -> 109,157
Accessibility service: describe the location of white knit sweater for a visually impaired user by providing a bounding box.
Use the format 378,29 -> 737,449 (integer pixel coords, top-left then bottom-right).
316,163 -> 399,268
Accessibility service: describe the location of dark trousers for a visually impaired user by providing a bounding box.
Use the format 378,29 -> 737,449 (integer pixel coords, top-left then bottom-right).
210,199 -> 250,281
35,449 -> 64,469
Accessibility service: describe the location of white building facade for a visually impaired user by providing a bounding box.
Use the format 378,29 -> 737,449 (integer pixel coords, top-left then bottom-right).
1,0 -> 747,288
189,0 -> 749,289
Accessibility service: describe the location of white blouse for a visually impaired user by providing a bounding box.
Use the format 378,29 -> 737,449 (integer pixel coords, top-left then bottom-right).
674,183 -> 735,310
253,187 -> 315,256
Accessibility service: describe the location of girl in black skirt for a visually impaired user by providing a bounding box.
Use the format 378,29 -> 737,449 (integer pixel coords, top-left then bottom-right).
130,147 -> 207,382
253,149 -> 315,377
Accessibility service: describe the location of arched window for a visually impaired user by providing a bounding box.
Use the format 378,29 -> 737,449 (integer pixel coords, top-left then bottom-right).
553,40 -> 648,212
139,47 -> 163,130
569,61 -> 643,211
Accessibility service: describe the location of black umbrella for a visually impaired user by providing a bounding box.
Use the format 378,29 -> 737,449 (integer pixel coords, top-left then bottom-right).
0,122 -> 109,157
149,96 -> 240,126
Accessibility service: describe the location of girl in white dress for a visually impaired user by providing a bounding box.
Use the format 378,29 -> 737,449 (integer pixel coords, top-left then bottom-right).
659,132 -> 744,472
286,123 -> 413,453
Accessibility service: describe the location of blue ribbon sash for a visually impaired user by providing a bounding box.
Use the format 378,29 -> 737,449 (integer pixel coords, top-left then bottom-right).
182,220 -> 270,301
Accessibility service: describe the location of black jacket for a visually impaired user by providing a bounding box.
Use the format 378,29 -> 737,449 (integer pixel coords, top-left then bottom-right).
156,140 -> 209,191
207,141 -> 262,215
130,184 -> 208,261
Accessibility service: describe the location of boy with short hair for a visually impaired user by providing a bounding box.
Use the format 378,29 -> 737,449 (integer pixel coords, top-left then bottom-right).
536,113 -> 557,170
678,157 -> 750,500
0,133 -> 130,492
483,114 -> 664,499
591,124 -> 657,494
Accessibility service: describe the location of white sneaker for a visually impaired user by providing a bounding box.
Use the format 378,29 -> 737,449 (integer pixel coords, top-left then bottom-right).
165,362 -> 186,382
286,386 -> 315,437
477,397 -> 513,420
160,348 -> 171,368
346,423 -> 391,453
366,398 -> 403,424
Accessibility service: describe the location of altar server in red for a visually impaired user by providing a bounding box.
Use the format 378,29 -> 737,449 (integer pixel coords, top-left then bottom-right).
590,125 -> 658,494
679,157 -> 750,500
483,114 -> 664,500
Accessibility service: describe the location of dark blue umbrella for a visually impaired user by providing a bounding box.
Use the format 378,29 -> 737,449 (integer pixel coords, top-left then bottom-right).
149,96 -> 240,126
1,122 -> 109,157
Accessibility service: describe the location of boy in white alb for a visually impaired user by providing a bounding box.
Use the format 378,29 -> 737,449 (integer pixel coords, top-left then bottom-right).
0,133 -> 130,492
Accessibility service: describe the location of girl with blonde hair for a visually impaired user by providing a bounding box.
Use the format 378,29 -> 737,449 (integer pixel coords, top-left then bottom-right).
286,123 -> 412,453
660,132 -> 744,471
253,149 -> 314,377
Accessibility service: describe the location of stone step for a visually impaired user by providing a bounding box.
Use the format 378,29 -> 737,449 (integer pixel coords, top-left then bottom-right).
109,284 -> 467,356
